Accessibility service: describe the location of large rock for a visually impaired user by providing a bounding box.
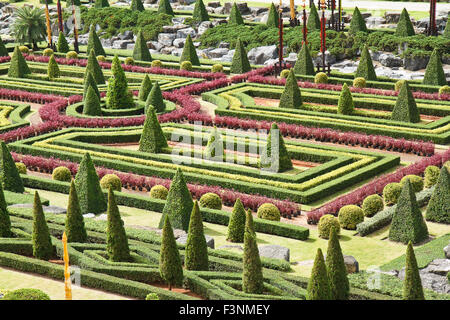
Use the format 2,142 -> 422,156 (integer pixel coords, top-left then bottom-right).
258,244 -> 290,262
198,21 -> 214,36
250,7 -> 268,15
403,56 -> 430,71
366,16 -> 386,28
423,259 -> 450,276
444,243 -> 450,259
158,33 -> 176,46
379,53 -> 403,68
176,27 -> 196,39
343,255 -> 359,274
247,45 -> 278,65
223,2 -> 250,14
208,48 -> 229,58
112,40 -> 134,49
162,24 -> 189,33
119,30 -> 133,40
173,38 -> 186,48
384,12 -> 400,23
176,235 -> 215,249
207,1 -> 221,8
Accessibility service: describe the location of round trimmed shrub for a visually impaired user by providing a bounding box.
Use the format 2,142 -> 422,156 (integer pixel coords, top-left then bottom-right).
424,165 -> 440,188
180,61 -> 193,71
43,48 -> 54,57
257,203 -> 281,221
15,162 -> 27,174
338,205 -> 364,230
96,55 -> 106,62
151,60 -> 163,68
100,174 -> 122,191
280,69 -> 290,79
318,214 -> 340,239
211,64 -> 223,73
400,175 -> 423,193
52,166 -> 72,182
3,288 -> 50,300
383,182 -> 402,206
362,194 -> 384,217
439,85 -> 450,96
149,185 -> 168,200
353,77 -> 366,88
395,80 -> 406,92
19,46 -> 29,54
66,51 -> 78,59
314,72 -> 328,84
199,192 -> 222,210
124,57 -> 135,65
145,293 -> 159,300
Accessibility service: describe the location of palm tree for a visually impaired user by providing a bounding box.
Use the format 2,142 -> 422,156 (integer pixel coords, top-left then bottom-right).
12,6 -> 47,50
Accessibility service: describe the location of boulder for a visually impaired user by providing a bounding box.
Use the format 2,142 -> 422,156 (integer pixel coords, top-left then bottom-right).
162,24 -> 188,33
250,7 -> 268,15
208,48 -> 229,58
366,16 -> 386,28
218,245 -> 243,251
343,255 -> 359,274
258,244 -> 290,262
379,53 -> 403,68
223,2 -> 250,14
403,56 -> 430,71
207,1 -> 221,8
119,30 -> 133,40
214,7 -> 225,14
423,259 -> 450,276
444,243 -> 450,259
218,42 -> 230,49
112,40 -> 134,49
176,27 -> 196,39
198,21 -> 214,36
95,214 -> 108,221
83,213 -> 95,219
173,38 -> 186,48
176,235 -> 215,249
384,12 -> 400,23
43,205 -> 67,215
247,45 -> 278,65
147,41 -> 163,51
157,33 -> 176,46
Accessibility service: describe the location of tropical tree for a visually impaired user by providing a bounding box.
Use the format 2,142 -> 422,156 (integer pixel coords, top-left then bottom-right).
11,6 -> 47,50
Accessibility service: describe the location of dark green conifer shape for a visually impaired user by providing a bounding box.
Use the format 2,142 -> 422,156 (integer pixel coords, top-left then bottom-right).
423,49 -> 447,86
138,106 -> 168,153
65,180 -> 88,243
337,83 -> 354,115
158,0 -> 174,16
145,81 -> 165,113
180,34 -> 200,66
389,179 -> 429,244
83,85 -> 102,116
0,141 -> 24,193
307,248 -> 332,300
278,69 -> 302,109
86,49 -> 105,85
204,126 -> 223,161
266,3 -> 279,28
130,0 -> 144,11
229,2 -> 244,25
192,0 -> 209,22
242,210 -> 264,294
158,168 -> 194,232
444,17 -> 450,39
403,241 -> 425,300
260,123 -> 293,173
8,46 -> 31,78
159,215 -> 184,290
133,30 -> 152,62
307,3 -> 321,31
326,228 -> 349,300
47,55 -> 60,79
349,7 -> 368,34
66,0 -> 81,7
32,192 -> 53,260
0,37 -> 8,56
245,209 -> 255,236
226,198 -> 246,243
395,8 -> 415,37
138,74 -> 152,101
94,0 -> 110,8
185,201 -> 209,271
74,153 -> 107,214
391,81 -> 420,123
230,38 -> 251,74
355,45 -> 376,81
106,55 -> 135,109
425,166 -> 450,224
56,31 -> 70,53
83,71 -> 100,100
0,184 -> 11,237
293,43 -> 315,75
87,25 -> 106,56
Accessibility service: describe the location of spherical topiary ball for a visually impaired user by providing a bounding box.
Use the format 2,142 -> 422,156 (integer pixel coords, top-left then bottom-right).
280,69 -> 290,79
151,60 -> 163,68
15,162 -> 27,174
19,46 -> 29,54
353,77 -> 366,88
211,64 -> 223,73
314,72 -> 328,84
383,182 -> 402,206
2,288 -> 50,300
338,205 -> 364,230
100,174 -> 122,191
424,165 -> 440,188
96,55 -> 106,62
199,192 -> 222,210
124,57 -> 135,65
43,48 -> 54,57
52,166 -> 72,182
395,80 -> 406,92
400,175 -> 423,193
180,61 -> 193,71
149,185 -> 169,200
257,203 -> 281,221
318,214 -> 340,239
362,194 -> 384,217
439,85 -> 450,97
66,51 -> 78,59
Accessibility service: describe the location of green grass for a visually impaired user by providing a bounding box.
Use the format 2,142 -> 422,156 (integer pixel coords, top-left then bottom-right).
4,190 -> 49,206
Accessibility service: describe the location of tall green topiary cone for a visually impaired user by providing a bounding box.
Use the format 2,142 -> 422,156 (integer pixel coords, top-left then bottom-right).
260,123 -> 293,173
389,179 -> 429,244
279,69 -> 302,109
158,0 -> 174,15
145,81 -> 165,113
106,187 -> 131,262
0,141 -> 24,193
180,34 -> 200,66
204,126 -> 223,161
307,2 -> 321,31
307,248 -> 332,300
192,0 -> 209,22
130,0 -> 144,11
444,17 -> 450,39
94,0 -> 110,8
391,81 -> 420,123
133,30 -> 152,62
8,46 -> 31,78
423,49 -> 447,86
83,71 -> 100,100
0,37 -> 8,57
86,49 -> 105,85
226,198 -> 246,243
293,43 -> 315,75
138,74 -> 152,101
395,8 -> 415,37
0,184 -> 11,237
83,85 -> 102,116
229,2 -> 244,25
56,32 -> 69,53
47,55 -> 60,79
74,153 -> 107,214
159,215 -> 183,290
425,166 -> 450,224
106,55 -> 135,109
158,168 -> 194,232
337,83 -> 354,115
349,7 -> 368,34
266,3 -> 279,28
326,228 -> 349,300
138,106 -> 168,153
245,209 -> 255,236
242,212 -> 264,294
87,25 -> 106,56
230,38 -> 251,74
403,241 -> 425,300
355,45 -> 376,81
65,180 -> 87,243
185,201 -> 209,271
32,192 -> 53,260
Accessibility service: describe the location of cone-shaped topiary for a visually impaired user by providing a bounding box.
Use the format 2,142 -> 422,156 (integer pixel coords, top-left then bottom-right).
86,49 -> 105,85
425,166 -> 450,224
83,71 -> 100,100
229,2 -> 244,25
145,81 -> 165,113
389,179 -> 429,244
106,187 -> 131,262
204,126 -> 223,161
242,212 -> 264,294
0,141 -> 24,193
293,43 -> 315,75
95,0 -> 110,8
0,37 -> 8,57
227,198 -> 246,243
158,0 -> 174,15
266,3 -> 279,28
307,2 -> 321,31
133,30 -> 152,62
87,25 -> 106,56
0,184 -> 11,237
326,228 -> 349,300
47,55 -> 60,79
337,83 -> 354,115
159,215 -> 184,290
423,49 -> 447,86
106,55 -> 135,109
391,81 -> 420,123
32,192 -> 53,260
395,8 -> 415,37
230,38 -> 251,74
158,168 -> 194,232
130,0 -> 144,11
56,31 -> 69,53
444,17 -> 450,39
349,7 -> 368,34
65,180 -> 88,243
8,46 -> 31,78
185,201 -> 209,271
245,209 -> 255,236
180,34 -> 200,66
278,69 -> 302,109
403,241 -> 425,300
138,74 -> 152,101
83,85 -> 102,116
307,248 -> 332,300
74,153 -> 107,214
355,45 -> 376,81
138,106 -> 168,153
192,0 -> 209,22
260,123 -> 293,173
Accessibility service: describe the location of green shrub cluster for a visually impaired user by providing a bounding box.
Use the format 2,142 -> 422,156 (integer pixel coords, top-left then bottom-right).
192,0 -> 209,22
180,35 -> 200,66
130,0 -> 144,11
51,166 -> 72,182
139,105 -> 168,153
256,203 -> 280,222
0,184 -> 11,237
145,82 -> 165,113
266,3 -> 279,28
425,166 -> 450,224
57,32 -> 69,53
87,25 -> 106,57
326,229 -> 349,300
338,205 -> 364,230
307,248 -> 331,300
32,192 -> 54,260
362,194 -> 384,217
138,75 -> 152,101
15,162 -> 27,175
229,2 -> 244,25
180,60 -> 193,71
86,49 -> 105,85
391,81 -> 420,123
185,201 -> 209,271
65,180 -> 88,243
100,174 -> 122,191
2,288 -> 50,300
423,49 -> 447,86
211,64 -> 223,73
383,182 -> 402,206
149,185 -> 168,200
259,123 -> 293,173
159,215 -> 184,289
158,0 -> 174,16
318,214 -> 340,239
242,210 -> 264,294
349,7 -> 368,34
355,45 -> 376,81
307,3 -> 320,31
424,165 -> 440,188
337,83 -> 354,115
66,51 -> 77,59
199,192 -> 222,210
43,48 -> 54,57
106,55 -> 134,110
314,72 -> 328,84
352,77 -> 366,89
439,85 -> 450,96
133,30 -> 152,62
227,199 -> 246,243
278,69 -> 302,108
8,46 -> 31,78
395,8 -> 415,37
